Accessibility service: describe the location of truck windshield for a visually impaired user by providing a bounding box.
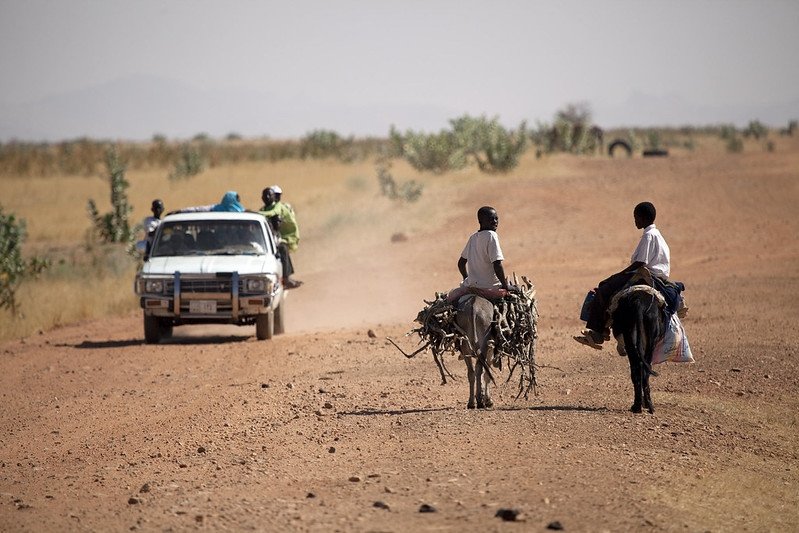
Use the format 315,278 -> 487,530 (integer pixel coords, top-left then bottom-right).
150,220 -> 269,257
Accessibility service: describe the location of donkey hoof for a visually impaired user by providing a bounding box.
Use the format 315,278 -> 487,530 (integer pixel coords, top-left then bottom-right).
630,403 -> 642,413
467,402 -> 476,410
483,398 -> 494,408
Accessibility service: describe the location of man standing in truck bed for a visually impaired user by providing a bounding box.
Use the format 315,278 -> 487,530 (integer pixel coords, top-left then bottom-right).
259,186 -> 302,289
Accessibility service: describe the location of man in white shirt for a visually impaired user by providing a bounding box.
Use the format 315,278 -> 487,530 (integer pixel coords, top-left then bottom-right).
575,202 -> 671,348
448,206 -> 511,302
135,199 -> 164,255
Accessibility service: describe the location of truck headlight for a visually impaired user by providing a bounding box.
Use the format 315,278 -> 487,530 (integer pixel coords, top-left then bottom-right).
144,279 -> 164,293
245,278 -> 266,292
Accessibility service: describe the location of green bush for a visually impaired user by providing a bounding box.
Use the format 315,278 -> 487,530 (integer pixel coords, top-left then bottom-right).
167,144 -> 205,181
646,131 -> 662,150
87,148 -> 135,245
719,124 -> 738,141
376,162 -> 423,202
390,115 -> 527,174
537,103 -> 602,155
390,126 -> 466,174
300,130 -> 357,161
743,120 -> 768,140
726,136 -> 744,153
450,115 -> 528,173
0,207 -> 49,313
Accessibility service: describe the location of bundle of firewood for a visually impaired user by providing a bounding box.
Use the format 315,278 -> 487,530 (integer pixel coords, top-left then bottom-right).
388,274 -> 539,398
493,275 -> 539,399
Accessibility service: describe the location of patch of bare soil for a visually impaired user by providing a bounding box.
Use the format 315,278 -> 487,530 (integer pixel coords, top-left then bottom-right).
2,149 -> 798,531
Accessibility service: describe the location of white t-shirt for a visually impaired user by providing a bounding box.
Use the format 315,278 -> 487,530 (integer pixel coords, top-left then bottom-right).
461,230 -> 505,288
631,224 -> 670,277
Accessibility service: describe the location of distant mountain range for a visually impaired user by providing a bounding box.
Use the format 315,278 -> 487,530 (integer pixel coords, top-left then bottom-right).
0,75 -> 796,142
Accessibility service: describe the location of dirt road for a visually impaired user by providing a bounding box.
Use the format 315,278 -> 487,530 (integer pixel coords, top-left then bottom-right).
2,148 -> 798,531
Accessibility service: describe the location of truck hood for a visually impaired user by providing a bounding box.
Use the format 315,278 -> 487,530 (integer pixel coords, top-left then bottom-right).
142,255 -> 279,276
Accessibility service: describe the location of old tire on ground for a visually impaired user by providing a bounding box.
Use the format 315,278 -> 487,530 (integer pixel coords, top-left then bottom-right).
143,314 -> 162,344
256,312 -> 274,340
608,139 -> 632,158
274,298 -> 285,335
642,148 -> 669,157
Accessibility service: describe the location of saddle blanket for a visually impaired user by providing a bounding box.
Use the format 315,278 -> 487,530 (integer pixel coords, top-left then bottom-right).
446,286 -> 508,303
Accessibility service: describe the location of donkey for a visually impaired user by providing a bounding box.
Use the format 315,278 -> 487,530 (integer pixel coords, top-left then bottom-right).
610,287 -> 667,414
455,294 -> 497,409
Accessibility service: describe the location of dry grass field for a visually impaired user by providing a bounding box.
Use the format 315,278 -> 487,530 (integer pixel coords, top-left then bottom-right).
1,133 -> 798,531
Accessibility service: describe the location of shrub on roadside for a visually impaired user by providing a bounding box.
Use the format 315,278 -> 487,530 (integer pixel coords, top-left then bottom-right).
87,148 -> 135,245
389,126 -> 466,174
535,103 -> 602,155
390,115 -> 527,174
726,136 -> 744,153
743,120 -> 768,140
376,162 -> 423,202
300,130 -> 358,162
167,143 -> 205,181
450,115 -> 528,173
0,207 -> 49,314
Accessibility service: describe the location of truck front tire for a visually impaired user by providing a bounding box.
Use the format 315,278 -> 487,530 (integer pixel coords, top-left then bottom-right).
144,314 -> 162,344
274,299 -> 285,335
256,312 -> 274,340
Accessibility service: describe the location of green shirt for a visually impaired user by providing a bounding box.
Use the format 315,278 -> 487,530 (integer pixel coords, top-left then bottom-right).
259,201 -> 299,251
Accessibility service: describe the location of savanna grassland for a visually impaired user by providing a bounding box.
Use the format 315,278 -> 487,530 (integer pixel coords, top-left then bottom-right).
1,131 -> 798,531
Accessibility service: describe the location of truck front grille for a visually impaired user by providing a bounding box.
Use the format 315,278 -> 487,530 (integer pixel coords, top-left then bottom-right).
166,279 -> 235,294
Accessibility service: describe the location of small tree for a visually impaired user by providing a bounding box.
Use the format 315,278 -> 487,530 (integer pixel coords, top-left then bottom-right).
167,143 -> 204,181
450,115 -> 528,173
0,207 -> 49,313
87,148 -> 135,244
389,126 -> 467,174
743,120 -> 768,140
376,161 -> 423,202
539,103 -> 601,155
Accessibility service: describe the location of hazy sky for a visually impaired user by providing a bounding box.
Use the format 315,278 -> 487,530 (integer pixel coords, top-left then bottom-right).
1,0 -> 797,140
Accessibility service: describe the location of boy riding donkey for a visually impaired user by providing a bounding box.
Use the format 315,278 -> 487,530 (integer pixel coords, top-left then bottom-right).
392,205 -> 538,408
574,201 -> 685,350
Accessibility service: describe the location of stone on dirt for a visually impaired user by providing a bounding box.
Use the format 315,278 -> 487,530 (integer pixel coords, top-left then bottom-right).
419,504 -> 437,513
495,508 -> 524,521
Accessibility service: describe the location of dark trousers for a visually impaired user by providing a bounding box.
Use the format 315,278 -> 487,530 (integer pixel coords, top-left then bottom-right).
585,271 -> 636,332
277,242 -> 295,279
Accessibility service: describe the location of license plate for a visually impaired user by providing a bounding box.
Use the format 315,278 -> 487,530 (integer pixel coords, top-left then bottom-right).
189,300 -> 217,314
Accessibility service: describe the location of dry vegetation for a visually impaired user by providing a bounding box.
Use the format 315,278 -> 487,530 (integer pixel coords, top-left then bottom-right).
0,130 -> 792,341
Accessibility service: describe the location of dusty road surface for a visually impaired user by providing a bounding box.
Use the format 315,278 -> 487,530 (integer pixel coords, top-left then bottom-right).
2,148 -> 798,532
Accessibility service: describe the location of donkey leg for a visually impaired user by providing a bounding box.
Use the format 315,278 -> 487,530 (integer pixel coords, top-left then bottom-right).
465,357 -> 476,409
642,372 -> 655,414
475,360 -> 485,409
482,381 -> 493,408
628,356 -> 643,413
482,357 -> 493,408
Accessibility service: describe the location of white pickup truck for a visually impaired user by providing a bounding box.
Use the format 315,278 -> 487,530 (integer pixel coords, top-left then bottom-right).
134,211 -> 285,343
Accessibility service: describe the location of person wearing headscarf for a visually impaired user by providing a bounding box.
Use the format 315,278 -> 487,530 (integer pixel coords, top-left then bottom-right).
211,191 -> 245,212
